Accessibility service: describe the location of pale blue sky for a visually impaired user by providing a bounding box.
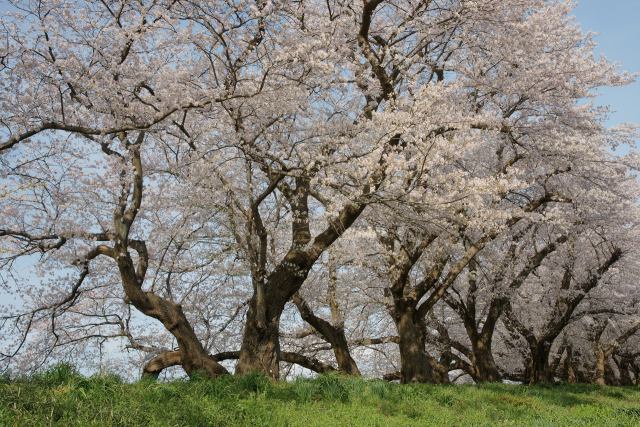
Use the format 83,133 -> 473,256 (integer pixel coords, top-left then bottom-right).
573,0 -> 640,127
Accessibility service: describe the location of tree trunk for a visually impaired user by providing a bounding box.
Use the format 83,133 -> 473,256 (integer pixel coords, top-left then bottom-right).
236,257 -> 310,379
394,307 -> 448,384
235,293 -> 284,379
529,340 -> 553,384
617,358 -> 635,386
238,288 -> 359,379
594,346 -> 607,386
472,339 -> 501,383
236,182 -> 365,379
117,254 -> 228,379
566,362 -> 576,384
455,295 -> 502,383
332,332 -> 361,375
630,361 -> 640,386
467,313 -> 501,383
292,292 -> 360,375
562,346 -> 576,384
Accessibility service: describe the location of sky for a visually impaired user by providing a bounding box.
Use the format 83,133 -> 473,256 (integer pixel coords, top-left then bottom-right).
573,0 -> 640,127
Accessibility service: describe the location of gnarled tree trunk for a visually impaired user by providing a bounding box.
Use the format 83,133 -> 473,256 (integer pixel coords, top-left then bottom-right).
471,338 -> 501,383
529,340 -> 553,384
236,170 -> 366,379
235,260 -> 307,378
292,293 -> 360,375
394,305 -> 448,384
113,139 -> 228,379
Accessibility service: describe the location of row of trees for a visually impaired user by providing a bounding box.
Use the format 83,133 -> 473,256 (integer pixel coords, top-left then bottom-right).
1,0 -> 638,385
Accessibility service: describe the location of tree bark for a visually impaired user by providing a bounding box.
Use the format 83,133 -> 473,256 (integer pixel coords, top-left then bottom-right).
616,357 -> 635,386
461,297 -> 502,383
236,184 -> 366,378
142,350 -> 182,379
593,320 -> 640,385
594,345 -> 607,386
471,339 -> 501,382
235,246 -> 320,378
235,288 -> 289,379
564,347 -> 577,384
529,340 -> 553,384
292,293 -> 360,375
115,248 -> 229,379
394,306 -> 449,384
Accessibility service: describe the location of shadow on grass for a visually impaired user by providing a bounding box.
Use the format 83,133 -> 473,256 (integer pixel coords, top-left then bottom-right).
477,382 -> 639,408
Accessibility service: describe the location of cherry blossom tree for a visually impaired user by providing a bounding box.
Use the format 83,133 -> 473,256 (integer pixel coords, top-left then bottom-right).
1,0 -> 638,384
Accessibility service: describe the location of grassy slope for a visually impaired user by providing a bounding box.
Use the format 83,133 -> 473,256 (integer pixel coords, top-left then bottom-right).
1,366 -> 639,426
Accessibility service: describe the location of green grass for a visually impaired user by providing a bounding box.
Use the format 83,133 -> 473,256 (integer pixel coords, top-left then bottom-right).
1,365 -> 639,426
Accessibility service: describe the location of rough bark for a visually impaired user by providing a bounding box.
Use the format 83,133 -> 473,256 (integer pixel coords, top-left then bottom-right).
593,346 -> 608,386
235,286 -> 289,379
471,339 -> 501,383
394,305 -> 449,384
292,293 -> 360,375
236,196 -> 366,378
142,350 -> 182,379
529,340 -> 554,384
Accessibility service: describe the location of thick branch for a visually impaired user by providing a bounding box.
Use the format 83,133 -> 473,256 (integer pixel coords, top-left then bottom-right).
142,350 -> 182,378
